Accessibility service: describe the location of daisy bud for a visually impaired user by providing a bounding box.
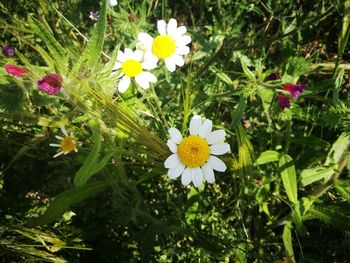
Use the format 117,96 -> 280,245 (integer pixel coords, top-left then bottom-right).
4,64 -> 28,76
38,73 -> 62,95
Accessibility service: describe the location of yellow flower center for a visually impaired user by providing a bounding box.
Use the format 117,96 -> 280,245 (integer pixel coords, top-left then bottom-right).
121,59 -> 142,77
60,136 -> 76,153
152,35 -> 176,59
177,135 -> 210,168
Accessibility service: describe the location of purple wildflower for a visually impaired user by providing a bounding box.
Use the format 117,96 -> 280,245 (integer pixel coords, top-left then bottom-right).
278,94 -> 291,109
281,84 -> 304,99
2,44 -> 15,57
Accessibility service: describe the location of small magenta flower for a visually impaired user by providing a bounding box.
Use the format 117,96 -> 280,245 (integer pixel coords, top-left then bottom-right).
278,84 -> 304,109
4,64 -> 28,76
38,74 -> 62,95
281,84 -> 304,99
278,94 -> 291,109
2,44 -> 15,56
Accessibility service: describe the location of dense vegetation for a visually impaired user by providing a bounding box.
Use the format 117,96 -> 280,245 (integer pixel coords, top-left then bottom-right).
1,0 -> 350,262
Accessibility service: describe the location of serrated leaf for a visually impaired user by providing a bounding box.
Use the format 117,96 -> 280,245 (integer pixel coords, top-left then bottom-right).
255,150 -> 280,166
71,0 -> 107,74
300,166 -> 335,186
279,154 -> 298,204
28,181 -> 109,226
334,180 -> 350,202
28,16 -> 66,64
305,205 -> 350,231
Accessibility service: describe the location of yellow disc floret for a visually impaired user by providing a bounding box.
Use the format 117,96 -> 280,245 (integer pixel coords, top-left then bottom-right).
60,136 -> 76,153
152,35 -> 176,59
178,135 -> 210,168
122,59 -> 142,77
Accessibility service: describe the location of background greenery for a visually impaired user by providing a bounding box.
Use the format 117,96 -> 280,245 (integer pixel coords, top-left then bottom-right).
1,0 -> 350,262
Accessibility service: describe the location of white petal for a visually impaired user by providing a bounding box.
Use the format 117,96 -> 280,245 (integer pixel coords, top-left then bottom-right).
192,167 -> 203,188
175,26 -> 187,37
167,18 -> 177,36
135,72 -> 157,89
176,46 -> 190,55
108,0 -> 118,6
190,115 -> 202,135
181,168 -> 192,186
117,76 -> 130,93
201,163 -> 215,183
199,119 -> 212,138
124,48 -> 133,57
168,128 -> 183,144
177,35 -> 191,46
113,62 -> 121,70
208,156 -> 227,172
132,49 -> 144,61
142,59 -> 158,70
168,163 -> 185,179
137,32 -> 153,49
210,143 -> 230,155
157,20 -> 167,35
49,143 -> 60,147
206,130 -> 226,145
60,126 -> 68,136
144,52 -> 159,64
53,151 -> 64,158
173,55 -> 184,67
117,50 -> 127,62
164,154 -> 181,168
167,140 -> 177,153
165,58 -> 176,72
55,135 -> 63,140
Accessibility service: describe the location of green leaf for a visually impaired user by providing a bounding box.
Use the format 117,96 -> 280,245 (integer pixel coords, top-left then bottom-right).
305,205 -> 350,231
325,132 -> 350,165
74,122 -> 107,187
334,180 -> 350,202
279,154 -> 298,204
230,96 -> 246,128
255,150 -> 280,166
300,166 -> 335,186
258,86 -> 274,113
71,0 -> 107,74
210,67 -> 233,85
28,16 -> 66,63
28,181 -> 109,226
240,57 -> 256,81
283,221 -> 296,263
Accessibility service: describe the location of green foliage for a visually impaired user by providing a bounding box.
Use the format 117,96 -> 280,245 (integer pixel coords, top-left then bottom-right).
74,121 -> 112,187
29,181 -> 110,226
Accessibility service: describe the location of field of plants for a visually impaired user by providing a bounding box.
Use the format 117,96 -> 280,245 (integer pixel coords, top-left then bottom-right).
1,0 -> 350,262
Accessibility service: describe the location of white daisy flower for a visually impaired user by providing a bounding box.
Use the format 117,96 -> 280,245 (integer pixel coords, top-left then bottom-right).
164,115 -> 230,188
49,126 -> 78,158
108,0 -> 118,7
113,48 -> 157,93
137,18 -> 191,72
